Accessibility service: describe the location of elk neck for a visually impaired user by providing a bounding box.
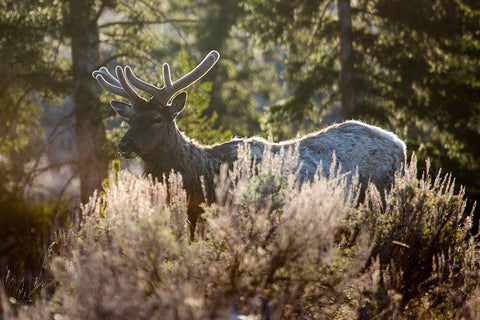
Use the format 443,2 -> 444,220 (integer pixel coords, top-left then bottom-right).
141,124 -> 224,201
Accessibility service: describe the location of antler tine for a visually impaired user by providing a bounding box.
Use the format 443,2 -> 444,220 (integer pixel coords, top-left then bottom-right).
168,50 -> 219,100
157,63 -> 174,104
94,51 -> 220,106
92,65 -> 146,107
152,50 -> 220,105
124,66 -> 161,98
92,67 -> 121,87
93,74 -> 130,100
115,66 -> 145,106
162,63 -> 173,90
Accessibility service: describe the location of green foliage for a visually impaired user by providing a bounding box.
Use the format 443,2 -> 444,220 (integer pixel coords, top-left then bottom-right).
0,2 -> 72,301
236,170 -> 286,211
0,0 -> 68,197
0,0 -> 68,93
152,0 -> 281,137
358,0 -> 480,199
241,0 -> 339,137
240,0 -> 480,200
174,54 -> 233,144
1,1 -> 480,317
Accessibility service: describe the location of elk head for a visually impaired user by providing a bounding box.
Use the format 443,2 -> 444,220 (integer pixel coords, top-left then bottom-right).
92,51 -> 220,159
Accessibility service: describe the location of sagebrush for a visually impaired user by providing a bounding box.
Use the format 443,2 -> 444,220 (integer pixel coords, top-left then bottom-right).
1,149 -> 478,319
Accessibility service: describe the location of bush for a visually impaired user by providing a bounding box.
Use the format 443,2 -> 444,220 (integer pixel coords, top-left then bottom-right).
2,150 -> 478,319
0,191 -> 72,305
345,156 -> 477,318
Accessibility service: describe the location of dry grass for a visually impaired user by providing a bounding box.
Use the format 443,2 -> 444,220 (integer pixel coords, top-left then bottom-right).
1,149 -> 478,319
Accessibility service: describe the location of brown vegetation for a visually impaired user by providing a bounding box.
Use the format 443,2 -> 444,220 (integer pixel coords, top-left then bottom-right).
1,149 -> 478,319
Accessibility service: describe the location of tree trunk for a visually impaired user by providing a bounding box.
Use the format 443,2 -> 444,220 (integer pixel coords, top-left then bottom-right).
337,0 -> 356,119
69,0 -> 108,203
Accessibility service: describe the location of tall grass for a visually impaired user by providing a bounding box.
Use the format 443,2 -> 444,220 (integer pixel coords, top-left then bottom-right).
1,148 -> 478,319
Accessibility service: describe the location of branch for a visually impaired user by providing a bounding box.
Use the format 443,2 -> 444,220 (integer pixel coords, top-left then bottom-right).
32,159 -> 78,178
0,88 -> 32,146
307,0 -> 335,56
98,18 -> 199,29
21,112 -> 74,193
93,1 -> 108,24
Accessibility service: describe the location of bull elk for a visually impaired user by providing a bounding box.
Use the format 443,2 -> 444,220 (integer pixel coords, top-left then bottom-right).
92,50 -> 406,234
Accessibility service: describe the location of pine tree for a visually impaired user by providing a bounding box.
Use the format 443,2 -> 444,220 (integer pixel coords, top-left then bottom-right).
67,0 -> 108,203
241,0 -> 480,203
154,0 -> 281,137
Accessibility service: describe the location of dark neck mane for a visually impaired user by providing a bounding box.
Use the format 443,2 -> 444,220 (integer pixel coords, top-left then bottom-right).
141,128 -> 226,204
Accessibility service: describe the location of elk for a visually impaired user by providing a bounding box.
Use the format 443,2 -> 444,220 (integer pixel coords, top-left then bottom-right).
92,50 -> 406,233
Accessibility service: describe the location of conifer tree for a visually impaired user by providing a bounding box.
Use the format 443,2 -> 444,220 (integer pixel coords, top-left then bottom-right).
241,0 -> 480,202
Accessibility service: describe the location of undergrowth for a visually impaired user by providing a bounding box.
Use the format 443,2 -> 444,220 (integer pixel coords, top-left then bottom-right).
1,149 -> 478,319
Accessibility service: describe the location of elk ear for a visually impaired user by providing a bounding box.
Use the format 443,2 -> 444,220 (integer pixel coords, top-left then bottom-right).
110,101 -> 135,119
168,92 -> 187,119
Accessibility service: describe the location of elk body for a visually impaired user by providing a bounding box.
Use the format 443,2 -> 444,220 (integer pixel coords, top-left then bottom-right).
93,51 -> 406,233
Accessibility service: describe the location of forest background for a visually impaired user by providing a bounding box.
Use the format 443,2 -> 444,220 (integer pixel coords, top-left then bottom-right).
0,0 -> 479,301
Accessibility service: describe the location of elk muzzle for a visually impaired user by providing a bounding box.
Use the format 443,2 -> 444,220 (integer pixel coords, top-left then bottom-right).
118,138 -> 137,159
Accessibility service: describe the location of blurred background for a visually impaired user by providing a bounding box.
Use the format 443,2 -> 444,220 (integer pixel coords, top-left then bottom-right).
0,0 -> 479,299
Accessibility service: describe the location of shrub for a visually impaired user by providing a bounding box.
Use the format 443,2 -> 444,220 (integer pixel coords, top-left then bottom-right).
348,156 -> 477,318
202,145 -> 363,318
0,192 -> 72,305
1,151 -> 477,319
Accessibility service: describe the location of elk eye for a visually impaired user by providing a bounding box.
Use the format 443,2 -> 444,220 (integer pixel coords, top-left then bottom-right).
153,116 -> 163,124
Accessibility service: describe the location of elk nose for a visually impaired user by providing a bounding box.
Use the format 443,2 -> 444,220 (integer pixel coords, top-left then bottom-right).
118,139 -> 133,151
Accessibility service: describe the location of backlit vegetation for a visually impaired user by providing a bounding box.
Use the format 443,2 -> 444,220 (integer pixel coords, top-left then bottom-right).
1,148 -> 478,319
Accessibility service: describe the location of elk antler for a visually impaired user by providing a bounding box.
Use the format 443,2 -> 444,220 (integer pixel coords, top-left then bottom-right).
92,66 -> 147,107
125,50 -> 220,105
92,50 -> 220,107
